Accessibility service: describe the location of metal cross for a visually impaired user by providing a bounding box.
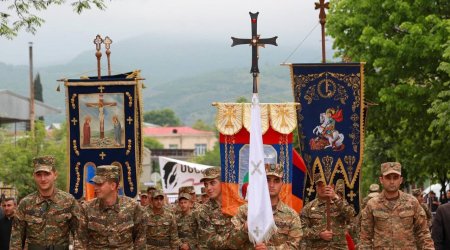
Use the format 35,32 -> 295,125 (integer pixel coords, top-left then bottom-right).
93,35 -> 103,51
103,36 -> 112,50
231,12 -> 278,93
251,160 -> 262,175
99,151 -> 106,160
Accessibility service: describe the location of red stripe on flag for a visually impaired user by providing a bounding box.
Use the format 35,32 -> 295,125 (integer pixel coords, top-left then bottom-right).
219,127 -> 293,144
293,149 -> 306,172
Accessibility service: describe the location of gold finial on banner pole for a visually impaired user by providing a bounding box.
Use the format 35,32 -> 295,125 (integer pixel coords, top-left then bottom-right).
104,36 -> 113,76
93,34 -> 103,79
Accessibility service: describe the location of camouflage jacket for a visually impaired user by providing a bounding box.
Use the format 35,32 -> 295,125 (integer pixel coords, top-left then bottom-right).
228,202 -> 302,249
300,196 -> 355,250
196,199 -> 233,249
145,207 -> 180,250
78,196 -> 146,250
176,210 -> 199,249
359,190 -> 434,250
420,203 -> 432,228
10,188 -> 81,249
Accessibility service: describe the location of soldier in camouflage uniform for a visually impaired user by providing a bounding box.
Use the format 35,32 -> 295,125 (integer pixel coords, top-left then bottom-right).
360,162 -> 434,249
361,184 -> 380,210
412,188 -> 433,228
78,165 -> 146,249
139,190 -> 150,207
176,192 -> 199,250
10,156 -> 82,250
300,173 -> 355,249
228,163 -> 302,249
179,186 -> 201,210
196,167 -> 233,249
145,189 -> 180,249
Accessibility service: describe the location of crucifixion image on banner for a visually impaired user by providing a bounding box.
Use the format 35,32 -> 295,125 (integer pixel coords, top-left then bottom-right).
78,93 -> 125,148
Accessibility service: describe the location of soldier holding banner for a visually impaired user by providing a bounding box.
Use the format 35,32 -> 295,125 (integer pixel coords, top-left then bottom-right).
300,173 -> 355,249
228,163 -> 302,249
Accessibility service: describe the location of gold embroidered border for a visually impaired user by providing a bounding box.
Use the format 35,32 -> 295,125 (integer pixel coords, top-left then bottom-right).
214,103 -> 298,135
243,104 -> 269,134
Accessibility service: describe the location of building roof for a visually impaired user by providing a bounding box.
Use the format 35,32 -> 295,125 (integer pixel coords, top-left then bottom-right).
143,126 -> 214,137
0,89 -> 61,123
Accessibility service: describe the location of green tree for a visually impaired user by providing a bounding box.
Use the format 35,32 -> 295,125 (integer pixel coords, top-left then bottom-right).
192,119 -> 214,131
0,121 -> 67,198
34,73 -> 44,121
1,0 -> 107,39
143,137 -> 163,150
143,108 -> 182,126
327,0 -> 450,195
34,73 -> 43,102
193,142 -> 221,167
236,96 -> 249,103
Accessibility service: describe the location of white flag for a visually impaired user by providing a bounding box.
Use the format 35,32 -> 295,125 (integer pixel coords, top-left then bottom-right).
247,93 -> 277,244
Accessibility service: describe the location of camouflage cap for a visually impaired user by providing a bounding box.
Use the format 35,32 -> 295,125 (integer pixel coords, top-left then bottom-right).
152,189 -> 164,198
139,190 -> 148,197
201,187 -> 207,195
314,173 -> 326,184
381,162 -> 401,176
178,193 -> 191,200
179,185 -> 195,194
147,186 -> 157,193
265,163 -> 283,178
91,165 -> 120,184
33,155 -> 56,173
369,183 -> 380,193
412,188 -> 423,197
200,167 -> 221,182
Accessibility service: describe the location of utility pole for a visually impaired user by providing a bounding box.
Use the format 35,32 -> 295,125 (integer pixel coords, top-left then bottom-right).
29,42 -> 35,137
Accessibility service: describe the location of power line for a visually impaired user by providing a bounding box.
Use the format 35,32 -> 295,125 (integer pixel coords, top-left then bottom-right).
282,23 -> 320,64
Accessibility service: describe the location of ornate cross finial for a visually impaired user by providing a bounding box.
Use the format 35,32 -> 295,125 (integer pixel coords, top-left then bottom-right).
231,12 -> 278,94
315,0 -> 329,24
315,0 -> 329,63
93,34 -> 103,79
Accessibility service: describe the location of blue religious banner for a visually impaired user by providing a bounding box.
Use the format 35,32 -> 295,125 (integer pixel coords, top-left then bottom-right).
291,63 -> 364,212
65,72 -> 144,199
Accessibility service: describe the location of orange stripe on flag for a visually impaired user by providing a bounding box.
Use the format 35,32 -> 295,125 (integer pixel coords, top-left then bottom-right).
85,183 -> 95,201
222,183 -> 246,216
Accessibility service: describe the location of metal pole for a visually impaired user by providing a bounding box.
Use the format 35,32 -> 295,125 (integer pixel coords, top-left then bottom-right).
29,42 -> 35,137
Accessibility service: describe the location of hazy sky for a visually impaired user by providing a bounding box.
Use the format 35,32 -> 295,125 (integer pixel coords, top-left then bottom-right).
0,0 -> 330,66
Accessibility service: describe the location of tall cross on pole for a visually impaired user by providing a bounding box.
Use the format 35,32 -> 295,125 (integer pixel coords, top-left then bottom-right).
231,12 -> 278,93
315,0 -> 329,63
104,36 -> 113,76
93,34 -> 103,79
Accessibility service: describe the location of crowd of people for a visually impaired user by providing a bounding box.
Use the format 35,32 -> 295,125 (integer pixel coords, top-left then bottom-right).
0,156 -> 449,249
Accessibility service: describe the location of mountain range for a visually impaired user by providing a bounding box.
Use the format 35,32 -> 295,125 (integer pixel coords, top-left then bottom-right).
0,32 -> 330,125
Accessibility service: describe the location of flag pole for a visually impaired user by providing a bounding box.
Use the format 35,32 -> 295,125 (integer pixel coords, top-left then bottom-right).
315,0 -> 331,230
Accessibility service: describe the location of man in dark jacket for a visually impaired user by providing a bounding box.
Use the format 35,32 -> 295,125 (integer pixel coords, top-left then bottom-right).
432,202 -> 450,250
